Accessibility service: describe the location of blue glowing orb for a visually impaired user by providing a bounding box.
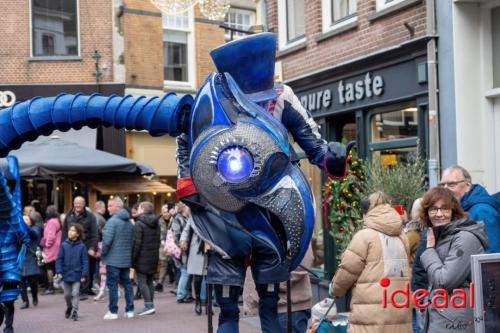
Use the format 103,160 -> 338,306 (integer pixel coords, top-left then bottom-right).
217,146 -> 254,183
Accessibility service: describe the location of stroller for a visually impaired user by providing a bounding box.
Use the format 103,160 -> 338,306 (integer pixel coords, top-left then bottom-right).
309,298 -> 349,333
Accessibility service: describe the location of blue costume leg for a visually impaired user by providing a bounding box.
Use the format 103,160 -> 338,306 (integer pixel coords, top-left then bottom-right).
214,284 -> 241,333
255,283 -> 281,333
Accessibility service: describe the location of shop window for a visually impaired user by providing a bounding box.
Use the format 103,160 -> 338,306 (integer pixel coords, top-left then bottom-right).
277,0 -> 305,49
31,0 -> 79,57
368,103 -> 422,166
376,0 -> 406,11
342,123 -> 356,142
163,11 -> 195,88
492,7 -> 500,88
372,147 -> 418,167
224,8 -> 255,41
370,107 -> 418,142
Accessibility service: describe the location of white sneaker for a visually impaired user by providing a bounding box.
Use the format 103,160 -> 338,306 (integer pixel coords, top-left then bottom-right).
103,311 -> 118,320
94,292 -> 105,301
125,311 -> 134,318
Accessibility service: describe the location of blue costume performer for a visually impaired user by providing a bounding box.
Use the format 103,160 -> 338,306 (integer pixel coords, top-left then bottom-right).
0,156 -> 30,333
0,32 -> 351,333
175,33 -> 352,332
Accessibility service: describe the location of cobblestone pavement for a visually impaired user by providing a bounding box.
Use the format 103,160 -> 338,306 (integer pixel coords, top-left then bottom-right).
13,287 -> 260,333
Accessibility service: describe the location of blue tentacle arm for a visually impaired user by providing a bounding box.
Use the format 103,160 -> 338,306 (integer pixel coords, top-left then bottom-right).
0,92 -> 193,157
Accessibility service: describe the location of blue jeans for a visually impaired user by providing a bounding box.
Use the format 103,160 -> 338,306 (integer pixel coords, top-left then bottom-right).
256,283 -> 281,333
214,285 -> 241,333
278,310 -> 311,333
106,265 -> 134,314
176,267 -> 191,300
413,308 -> 422,333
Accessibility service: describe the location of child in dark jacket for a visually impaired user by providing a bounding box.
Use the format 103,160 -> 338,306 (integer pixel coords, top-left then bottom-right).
56,224 -> 89,321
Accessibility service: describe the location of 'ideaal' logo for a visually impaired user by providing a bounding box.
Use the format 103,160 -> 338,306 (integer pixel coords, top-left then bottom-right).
380,277 -> 474,309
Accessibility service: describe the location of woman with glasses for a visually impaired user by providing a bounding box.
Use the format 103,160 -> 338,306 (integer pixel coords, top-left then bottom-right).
420,187 -> 487,333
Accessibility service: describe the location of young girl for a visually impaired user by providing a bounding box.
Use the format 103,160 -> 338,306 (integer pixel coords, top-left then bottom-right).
94,240 -> 106,301
56,224 -> 89,321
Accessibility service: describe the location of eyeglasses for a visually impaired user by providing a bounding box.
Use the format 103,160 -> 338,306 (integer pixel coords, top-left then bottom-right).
438,179 -> 467,189
428,207 -> 452,215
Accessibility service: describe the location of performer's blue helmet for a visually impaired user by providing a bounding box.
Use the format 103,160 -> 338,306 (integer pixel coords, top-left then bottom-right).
210,32 -> 278,102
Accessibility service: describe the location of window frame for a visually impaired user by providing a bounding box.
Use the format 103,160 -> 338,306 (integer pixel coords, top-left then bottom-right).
30,0 -> 81,59
162,9 -> 196,91
277,0 -> 306,51
322,0 -> 357,33
366,101 -> 427,161
376,0 -> 407,12
224,7 -> 255,41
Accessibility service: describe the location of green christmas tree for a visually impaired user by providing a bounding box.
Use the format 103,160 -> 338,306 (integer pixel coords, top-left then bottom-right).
324,149 -> 365,261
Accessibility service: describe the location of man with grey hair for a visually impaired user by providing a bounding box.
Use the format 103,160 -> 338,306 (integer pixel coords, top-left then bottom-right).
102,197 -> 135,320
94,201 -> 107,237
62,196 -> 98,298
439,165 -> 500,253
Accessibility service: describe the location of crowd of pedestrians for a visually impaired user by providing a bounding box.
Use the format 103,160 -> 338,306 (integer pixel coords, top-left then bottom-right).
308,164 -> 499,333
13,163 -> 500,333
17,195 -> 213,326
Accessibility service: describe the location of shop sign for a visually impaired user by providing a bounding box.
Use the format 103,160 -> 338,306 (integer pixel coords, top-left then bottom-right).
0,90 -> 16,108
296,57 -> 428,116
300,72 -> 384,112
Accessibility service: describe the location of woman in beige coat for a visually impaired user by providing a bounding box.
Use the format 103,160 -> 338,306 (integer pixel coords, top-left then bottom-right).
330,191 -> 412,333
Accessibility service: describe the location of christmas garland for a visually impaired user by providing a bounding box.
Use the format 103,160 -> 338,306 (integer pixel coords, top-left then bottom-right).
324,150 -> 365,261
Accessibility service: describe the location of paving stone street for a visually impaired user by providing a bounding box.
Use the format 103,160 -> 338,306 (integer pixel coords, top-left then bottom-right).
14,286 -> 261,333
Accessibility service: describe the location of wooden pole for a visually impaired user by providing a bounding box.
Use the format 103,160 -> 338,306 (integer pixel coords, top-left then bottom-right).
154,194 -> 162,214
89,187 -> 97,212
63,177 -> 72,213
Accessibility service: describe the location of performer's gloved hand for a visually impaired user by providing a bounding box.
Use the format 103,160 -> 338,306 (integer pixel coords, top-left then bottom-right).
324,141 -> 356,179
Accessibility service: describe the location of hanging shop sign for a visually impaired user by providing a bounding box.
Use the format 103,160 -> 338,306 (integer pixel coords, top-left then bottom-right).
0,91 -> 16,108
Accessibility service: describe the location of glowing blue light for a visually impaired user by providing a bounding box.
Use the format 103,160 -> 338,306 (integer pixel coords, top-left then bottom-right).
217,146 -> 254,183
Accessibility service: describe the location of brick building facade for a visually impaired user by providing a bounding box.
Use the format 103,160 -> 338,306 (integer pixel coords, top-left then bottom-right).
265,0 -> 432,286
0,0 -> 115,84
0,0 -> 124,154
268,0 -> 426,80
122,0 -> 254,203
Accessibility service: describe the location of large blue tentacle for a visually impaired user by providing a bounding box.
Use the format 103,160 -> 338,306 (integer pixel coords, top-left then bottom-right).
0,93 -> 193,157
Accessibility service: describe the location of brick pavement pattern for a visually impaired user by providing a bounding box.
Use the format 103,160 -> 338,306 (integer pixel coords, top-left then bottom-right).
14,288 -> 260,333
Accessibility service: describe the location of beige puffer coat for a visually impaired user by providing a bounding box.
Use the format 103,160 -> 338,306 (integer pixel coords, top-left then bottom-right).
332,204 -> 412,333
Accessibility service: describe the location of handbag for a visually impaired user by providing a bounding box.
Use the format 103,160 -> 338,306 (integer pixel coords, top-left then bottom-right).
163,229 -> 181,259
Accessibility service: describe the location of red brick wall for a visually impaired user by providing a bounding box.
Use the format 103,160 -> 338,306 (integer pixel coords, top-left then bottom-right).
194,6 -> 225,87
268,0 -> 427,80
123,2 -> 224,89
0,0 -> 114,84
123,0 -> 163,87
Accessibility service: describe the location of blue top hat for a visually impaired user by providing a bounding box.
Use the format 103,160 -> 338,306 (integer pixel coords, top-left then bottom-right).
210,32 -> 278,102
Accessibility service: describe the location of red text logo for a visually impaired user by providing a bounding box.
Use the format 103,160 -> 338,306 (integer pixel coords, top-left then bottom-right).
379,277 -> 474,309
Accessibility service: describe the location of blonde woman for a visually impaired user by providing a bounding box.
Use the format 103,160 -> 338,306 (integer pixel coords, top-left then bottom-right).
329,191 -> 411,333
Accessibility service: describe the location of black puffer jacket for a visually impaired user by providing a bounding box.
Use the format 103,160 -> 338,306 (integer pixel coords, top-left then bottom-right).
132,213 -> 161,274
63,209 -> 98,252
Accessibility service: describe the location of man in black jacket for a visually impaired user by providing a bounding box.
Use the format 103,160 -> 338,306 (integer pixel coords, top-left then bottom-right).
62,196 -> 98,299
132,201 -> 160,316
